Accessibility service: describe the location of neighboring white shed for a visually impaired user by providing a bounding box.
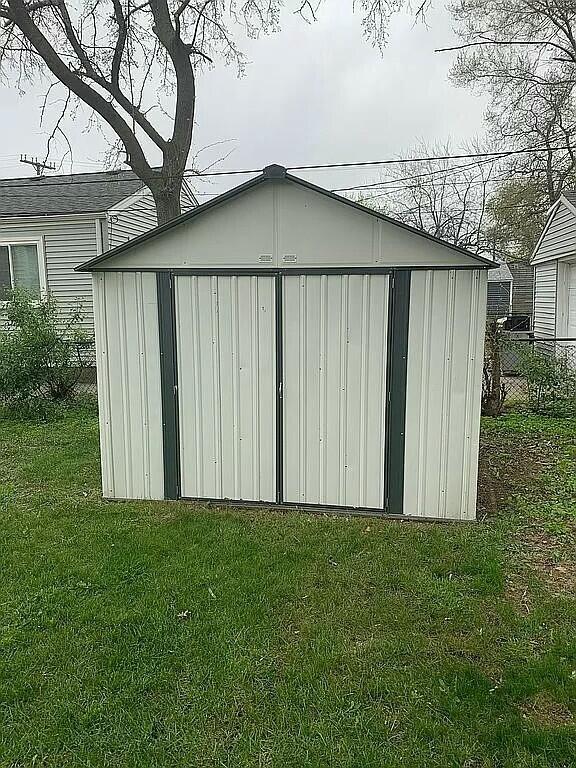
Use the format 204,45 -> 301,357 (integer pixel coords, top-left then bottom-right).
78,165 -> 493,521
532,192 -> 576,341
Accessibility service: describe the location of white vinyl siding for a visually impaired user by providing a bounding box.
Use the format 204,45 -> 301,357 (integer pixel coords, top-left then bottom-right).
108,190 -> 157,249
533,202 -> 576,264
0,216 -> 97,332
533,262 -> 558,338
108,187 -> 197,250
568,265 -> 576,338
404,269 -> 486,521
93,271 -> 163,499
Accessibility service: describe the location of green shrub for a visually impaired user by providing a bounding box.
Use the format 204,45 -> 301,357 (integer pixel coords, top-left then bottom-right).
0,290 -> 93,413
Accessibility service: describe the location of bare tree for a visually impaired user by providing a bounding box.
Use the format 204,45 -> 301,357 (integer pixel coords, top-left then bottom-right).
359,141 -> 498,253
0,0 -> 410,223
438,0 -> 576,255
486,80 -> 576,204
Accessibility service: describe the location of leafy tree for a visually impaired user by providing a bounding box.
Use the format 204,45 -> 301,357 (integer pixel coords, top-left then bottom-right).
0,0 -> 411,223
440,1 -> 576,256
486,179 -> 549,262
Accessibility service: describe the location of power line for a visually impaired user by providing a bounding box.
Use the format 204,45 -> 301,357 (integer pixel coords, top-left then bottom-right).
0,143 -> 573,190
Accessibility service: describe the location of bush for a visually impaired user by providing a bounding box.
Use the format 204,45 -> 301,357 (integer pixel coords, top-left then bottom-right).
0,290 -> 93,413
515,342 -> 576,414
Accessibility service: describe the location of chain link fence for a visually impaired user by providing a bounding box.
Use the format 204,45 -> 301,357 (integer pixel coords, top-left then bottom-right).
491,334 -> 576,416
71,339 -> 98,398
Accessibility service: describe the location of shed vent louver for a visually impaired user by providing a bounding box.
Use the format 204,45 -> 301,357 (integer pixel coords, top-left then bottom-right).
259,254 -> 273,263
282,254 -> 297,263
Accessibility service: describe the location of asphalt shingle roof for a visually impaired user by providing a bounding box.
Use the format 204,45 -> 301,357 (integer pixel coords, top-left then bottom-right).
0,169 -> 145,217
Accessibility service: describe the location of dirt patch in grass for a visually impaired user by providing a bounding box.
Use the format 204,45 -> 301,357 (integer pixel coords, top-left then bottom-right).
509,525 -> 576,600
480,418 -> 576,604
477,432 -> 559,518
519,692 -> 575,727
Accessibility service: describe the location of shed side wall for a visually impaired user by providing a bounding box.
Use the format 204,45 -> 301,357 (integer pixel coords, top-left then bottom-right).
404,269 -> 486,520
93,271 -> 164,499
533,262 -> 558,338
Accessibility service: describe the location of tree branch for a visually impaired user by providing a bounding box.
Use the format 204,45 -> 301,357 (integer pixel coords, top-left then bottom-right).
7,0 -> 156,181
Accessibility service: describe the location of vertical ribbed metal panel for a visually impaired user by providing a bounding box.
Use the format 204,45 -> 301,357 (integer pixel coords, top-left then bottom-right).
283,274 -> 389,508
404,269 -> 486,520
93,271 -> 164,499
176,275 -> 276,501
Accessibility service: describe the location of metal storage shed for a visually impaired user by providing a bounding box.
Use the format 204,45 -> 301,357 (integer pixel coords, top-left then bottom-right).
78,164 -> 493,521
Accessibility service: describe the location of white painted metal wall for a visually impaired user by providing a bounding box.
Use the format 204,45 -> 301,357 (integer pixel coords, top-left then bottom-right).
106,180 -> 488,272
89,174 -> 491,520
404,269 -> 486,520
93,271 -> 164,499
282,274 -> 389,508
175,275 -> 276,501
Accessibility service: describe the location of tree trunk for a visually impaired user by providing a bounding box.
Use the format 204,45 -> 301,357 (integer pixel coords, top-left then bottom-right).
150,176 -> 183,225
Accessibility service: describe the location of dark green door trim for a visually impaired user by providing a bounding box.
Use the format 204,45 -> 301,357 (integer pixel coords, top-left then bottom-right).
156,271 -> 180,499
384,270 -> 411,515
157,269 -> 411,513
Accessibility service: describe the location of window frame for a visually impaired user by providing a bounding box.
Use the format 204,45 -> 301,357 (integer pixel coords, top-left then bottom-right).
0,236 -> 47,302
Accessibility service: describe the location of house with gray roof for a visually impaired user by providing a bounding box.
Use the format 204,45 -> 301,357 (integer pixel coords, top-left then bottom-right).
0,169 -> 196,334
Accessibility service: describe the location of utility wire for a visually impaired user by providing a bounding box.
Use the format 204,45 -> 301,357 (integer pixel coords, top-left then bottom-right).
0,143 -> 573,190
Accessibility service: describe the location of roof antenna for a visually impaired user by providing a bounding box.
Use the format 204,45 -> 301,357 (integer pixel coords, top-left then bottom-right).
19,154 -> 57,177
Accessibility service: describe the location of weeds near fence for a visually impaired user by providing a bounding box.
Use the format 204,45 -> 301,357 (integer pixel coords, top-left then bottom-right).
513,343 -> 576,414
498,335 -> 576,417
482,322 -> 507,416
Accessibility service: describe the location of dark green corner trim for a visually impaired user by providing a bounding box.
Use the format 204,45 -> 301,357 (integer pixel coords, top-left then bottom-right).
274,273 -> 284,504
384,270 -> 411,515
157,271 -> 180,499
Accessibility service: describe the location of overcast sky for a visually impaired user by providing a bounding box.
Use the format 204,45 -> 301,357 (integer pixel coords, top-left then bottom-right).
0,4 -> 488,196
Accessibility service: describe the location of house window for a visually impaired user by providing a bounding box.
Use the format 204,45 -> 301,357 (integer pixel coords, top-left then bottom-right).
0,243 -> 42,300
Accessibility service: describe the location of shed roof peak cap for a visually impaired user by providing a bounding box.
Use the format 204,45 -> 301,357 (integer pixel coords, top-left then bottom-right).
263,164 -> 287,179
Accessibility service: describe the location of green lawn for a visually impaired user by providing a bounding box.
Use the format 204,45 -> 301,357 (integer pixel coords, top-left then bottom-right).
0,408 -> 575,767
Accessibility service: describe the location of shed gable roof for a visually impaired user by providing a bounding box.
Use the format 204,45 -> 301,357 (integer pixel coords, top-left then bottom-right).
78,164 -> 496,271
0,169 -> 145,218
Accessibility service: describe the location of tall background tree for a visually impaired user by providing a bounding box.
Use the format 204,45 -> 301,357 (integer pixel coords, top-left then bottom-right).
0,0 -> 410,222
442,0 -> 576,260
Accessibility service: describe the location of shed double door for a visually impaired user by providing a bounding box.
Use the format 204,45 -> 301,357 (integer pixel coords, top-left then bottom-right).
175,273 -> 389,509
